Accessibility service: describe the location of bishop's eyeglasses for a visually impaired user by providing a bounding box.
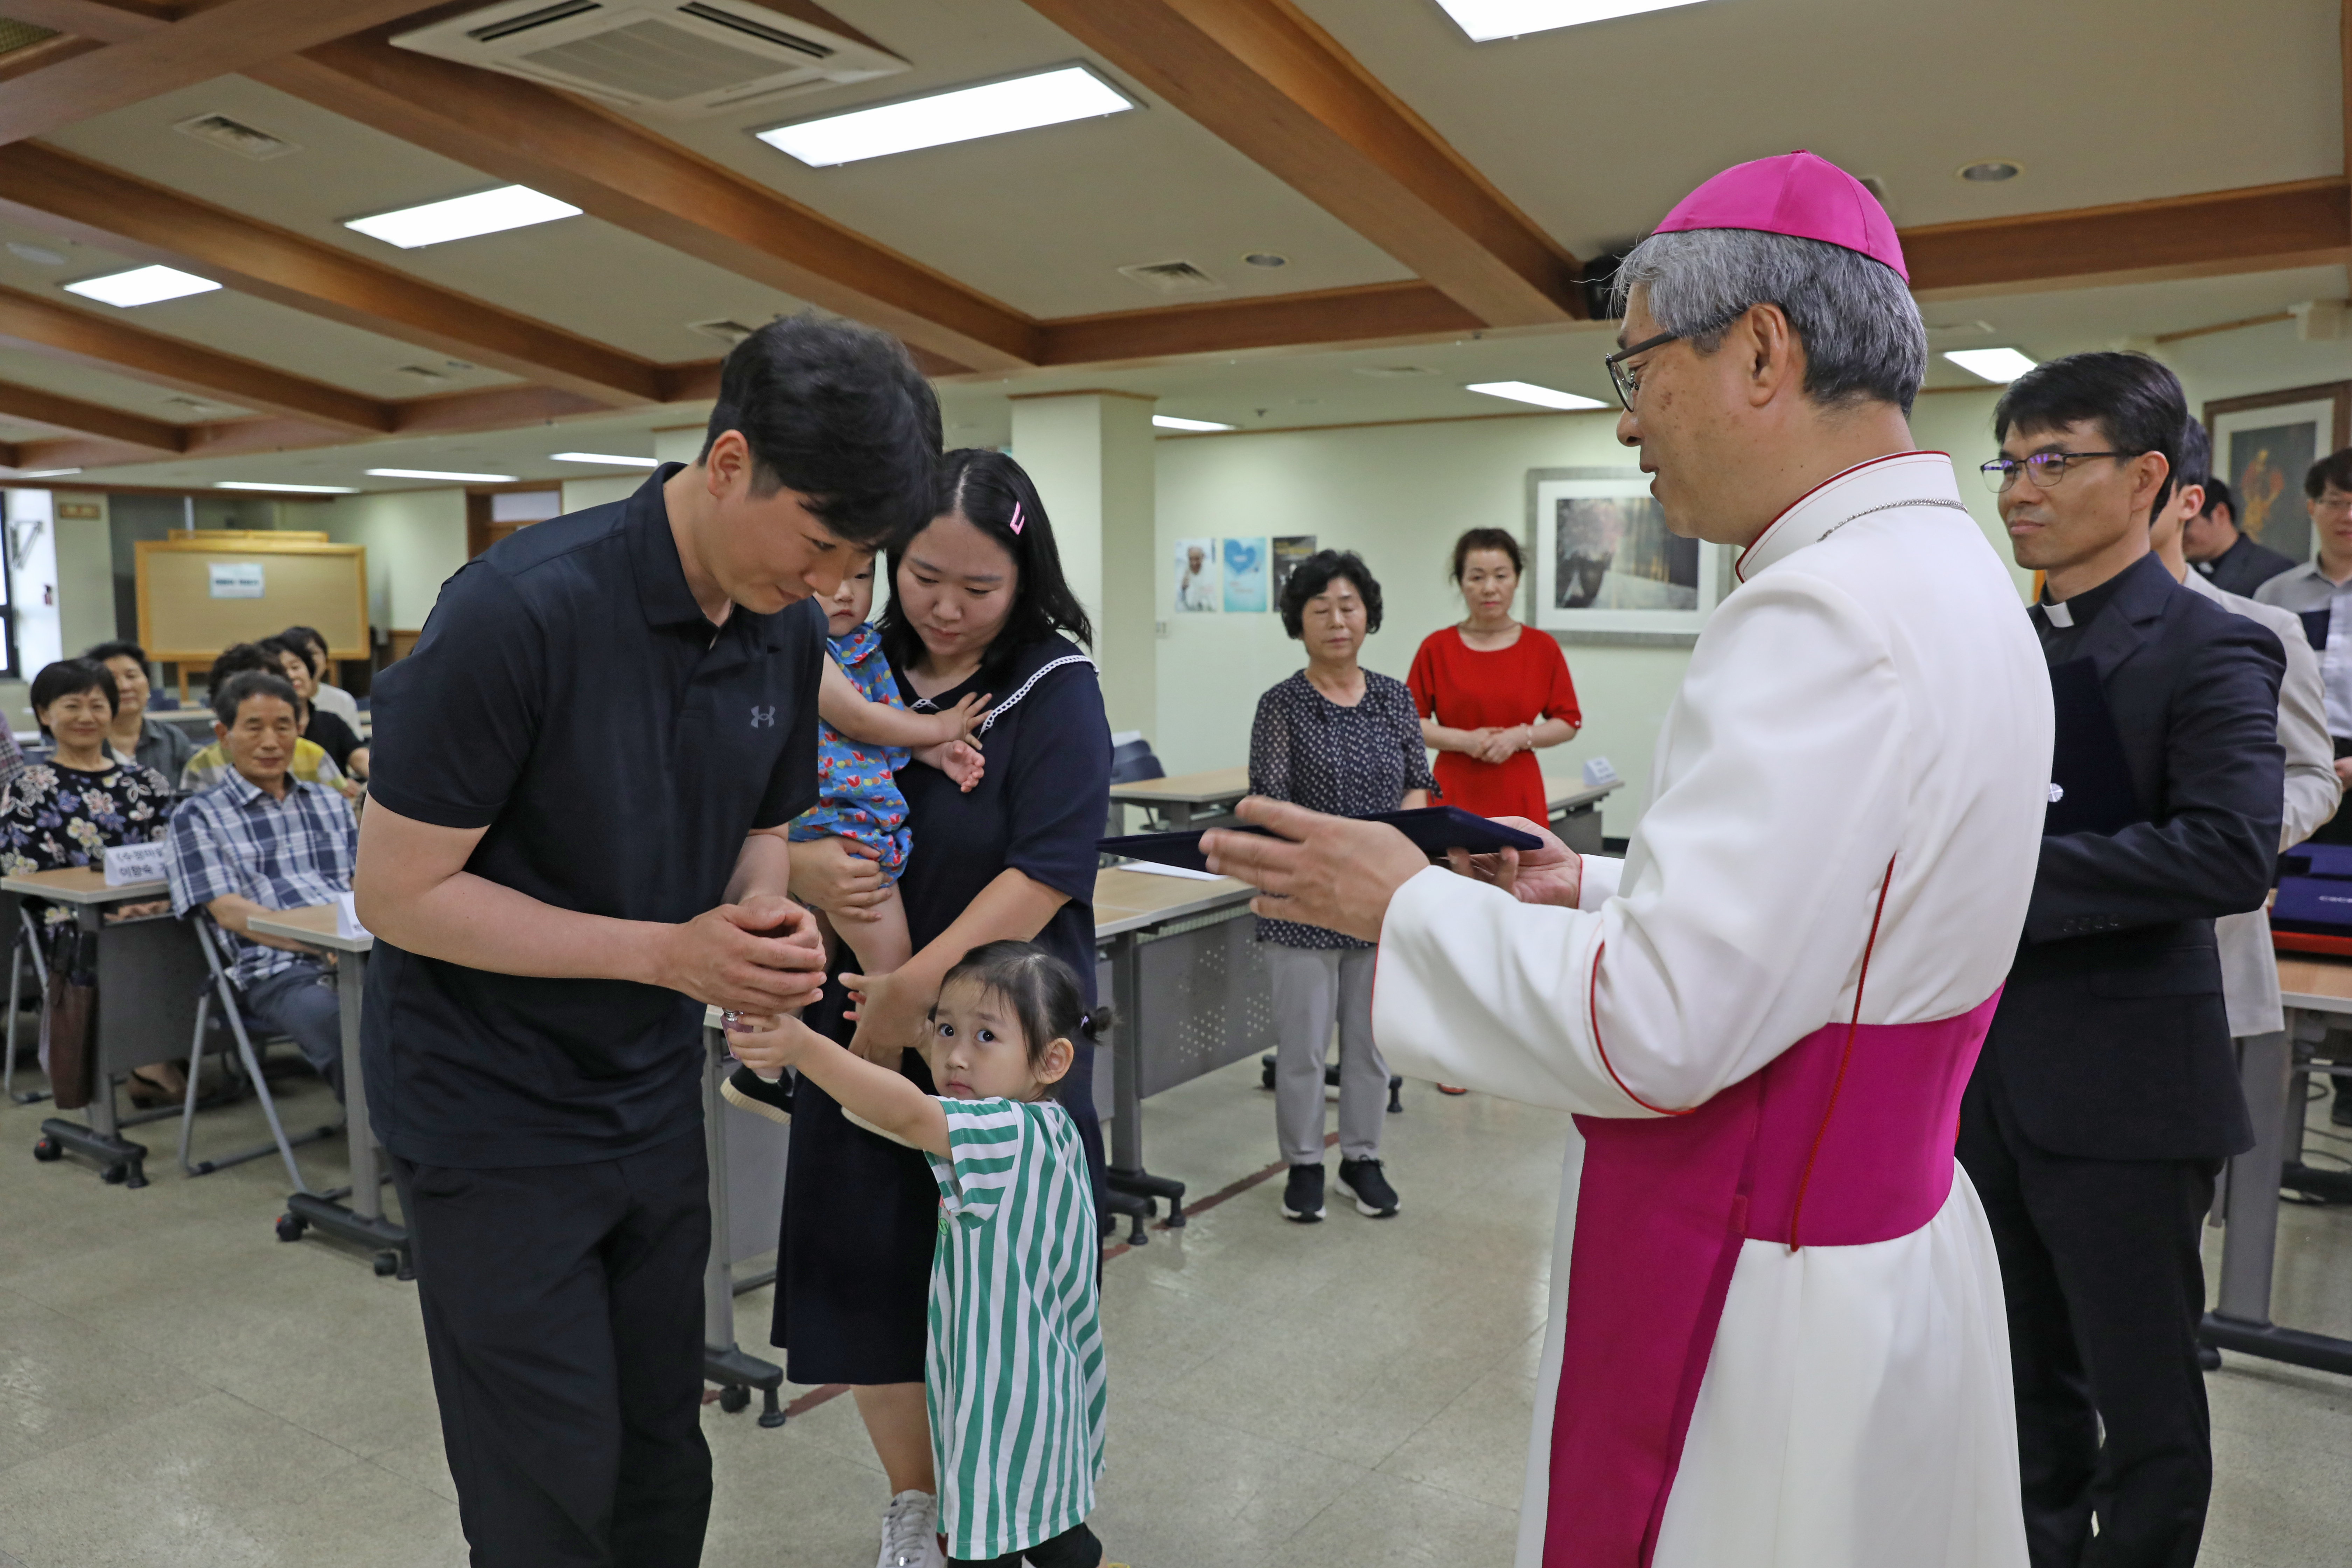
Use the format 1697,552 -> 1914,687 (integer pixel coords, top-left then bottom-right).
1979,450 -> 2132,493
1603,331 -> 1679,412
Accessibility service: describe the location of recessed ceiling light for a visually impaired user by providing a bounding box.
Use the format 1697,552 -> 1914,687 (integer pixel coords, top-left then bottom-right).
63,265 -> 221,308
16,467 -> 80,478
550,451 -> 660,467
6,242 -> 65,266
1466,380 -> 1609,410
344,185 -> 582,250
216,481 -> 357,494
366,468 -> 519,483
757,64 -> 1134,167
1943,348 -> 2037,383
1434,0 -> 1709,43
1241,251 -> 1288,268
1153,415 -> 1234,432
1957,160 -> 2021,183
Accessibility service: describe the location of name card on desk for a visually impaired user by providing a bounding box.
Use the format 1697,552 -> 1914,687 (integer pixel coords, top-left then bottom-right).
335,891 -> 370,941
102,842 -> 169,886
1581,756 -> 1620,788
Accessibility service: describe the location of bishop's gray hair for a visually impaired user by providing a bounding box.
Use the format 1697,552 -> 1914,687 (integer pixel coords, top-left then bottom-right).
1610,229 -> 1927,416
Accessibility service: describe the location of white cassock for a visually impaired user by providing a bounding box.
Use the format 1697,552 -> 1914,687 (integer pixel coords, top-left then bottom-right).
1374,453 -> 2052,1568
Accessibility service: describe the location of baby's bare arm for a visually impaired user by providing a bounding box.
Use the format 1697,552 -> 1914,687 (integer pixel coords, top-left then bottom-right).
819,658 -> 989,749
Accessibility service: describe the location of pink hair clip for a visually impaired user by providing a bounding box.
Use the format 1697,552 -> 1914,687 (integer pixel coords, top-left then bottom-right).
1009,502 -> 1026,535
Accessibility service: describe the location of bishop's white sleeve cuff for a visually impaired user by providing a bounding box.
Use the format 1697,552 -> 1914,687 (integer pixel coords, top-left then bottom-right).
1577,855 -> 1624,912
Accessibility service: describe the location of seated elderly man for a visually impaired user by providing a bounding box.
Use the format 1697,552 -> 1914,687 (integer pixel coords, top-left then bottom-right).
166,670 -> 357,1100
181,642 -> 354,800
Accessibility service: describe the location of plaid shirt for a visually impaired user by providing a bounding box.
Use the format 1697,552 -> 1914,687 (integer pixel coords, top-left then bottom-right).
167,770 -> 357,987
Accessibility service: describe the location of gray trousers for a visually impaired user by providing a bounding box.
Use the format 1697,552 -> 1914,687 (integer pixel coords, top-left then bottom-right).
243,961 -> 344,1099
1265,941 -> 1386,1167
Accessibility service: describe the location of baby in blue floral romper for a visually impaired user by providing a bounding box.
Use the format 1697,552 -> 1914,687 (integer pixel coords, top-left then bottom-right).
788,558 -> 986,985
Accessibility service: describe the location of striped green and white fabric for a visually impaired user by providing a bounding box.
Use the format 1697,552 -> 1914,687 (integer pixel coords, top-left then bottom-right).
925,1096 -> 1106,1562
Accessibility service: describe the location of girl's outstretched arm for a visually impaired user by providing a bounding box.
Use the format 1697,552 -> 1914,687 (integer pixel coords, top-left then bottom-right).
729,1014 -> 949,1155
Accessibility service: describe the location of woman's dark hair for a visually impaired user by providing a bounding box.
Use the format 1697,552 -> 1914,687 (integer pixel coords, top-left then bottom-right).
1279,549 -> 1383,640
935,939 -> 1111,1098
210,642 -> 280,682
84,639 -> 147,667
698,314 -> 942,548
278,626 -> 329,674
1450,527 -> 1524,581
876,448 -> 1094,694
1993,351 -> 2183,519
30,659 -> 116,736
2306,447 -> 2352,500
212,671 -> 298,728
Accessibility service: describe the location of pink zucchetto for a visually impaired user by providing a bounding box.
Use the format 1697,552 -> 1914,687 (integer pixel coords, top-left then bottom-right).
1653,150 -> 1907,281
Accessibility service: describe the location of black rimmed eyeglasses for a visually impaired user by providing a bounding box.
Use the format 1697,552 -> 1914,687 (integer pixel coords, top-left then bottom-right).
1979,450 -> 2134,494
1603,331 -> 1679,413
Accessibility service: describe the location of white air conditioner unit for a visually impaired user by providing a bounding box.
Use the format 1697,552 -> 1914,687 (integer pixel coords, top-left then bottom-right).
392,0 -> 908,120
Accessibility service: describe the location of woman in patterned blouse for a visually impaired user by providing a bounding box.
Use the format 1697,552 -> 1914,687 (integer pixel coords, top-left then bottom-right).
0,660 -> 175,1101
1248,550 -> 1436,1227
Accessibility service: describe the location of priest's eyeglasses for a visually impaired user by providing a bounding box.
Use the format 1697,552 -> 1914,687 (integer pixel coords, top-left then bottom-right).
1979,450 -> 2130,493
1604,332 -> 1679,412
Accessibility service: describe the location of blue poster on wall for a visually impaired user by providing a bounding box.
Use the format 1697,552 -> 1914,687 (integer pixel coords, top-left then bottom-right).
1222,536 -> 1268,612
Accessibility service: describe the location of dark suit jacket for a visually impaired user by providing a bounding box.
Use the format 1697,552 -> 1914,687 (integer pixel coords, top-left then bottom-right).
1983,552 -> 2284,1162
2199,532 -> 2298,598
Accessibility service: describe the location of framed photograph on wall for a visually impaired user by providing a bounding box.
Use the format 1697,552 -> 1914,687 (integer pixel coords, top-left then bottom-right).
1270,535 -> 1316,605
1527,467 -> 1724,644
1172,537 -> 1219,613
1222,537 -> 1269,612
2204,382 -> 2352,566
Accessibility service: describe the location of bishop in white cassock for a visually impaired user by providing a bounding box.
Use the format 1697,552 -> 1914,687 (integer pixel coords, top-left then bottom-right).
1204,153 -> 2051,1568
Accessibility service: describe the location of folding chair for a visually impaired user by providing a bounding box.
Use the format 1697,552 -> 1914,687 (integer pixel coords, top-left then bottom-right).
3,899 -> 50,1105
176,915 -> 338,1189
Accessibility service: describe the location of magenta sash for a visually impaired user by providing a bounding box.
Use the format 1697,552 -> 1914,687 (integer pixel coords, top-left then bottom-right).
1544,988 -> 2001,1568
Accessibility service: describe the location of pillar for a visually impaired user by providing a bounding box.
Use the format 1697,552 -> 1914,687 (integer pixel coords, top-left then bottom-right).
1006,392 -> 1157,738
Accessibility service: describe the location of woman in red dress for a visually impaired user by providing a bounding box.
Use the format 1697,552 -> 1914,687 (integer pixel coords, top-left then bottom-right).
1407,527 -> 1582,822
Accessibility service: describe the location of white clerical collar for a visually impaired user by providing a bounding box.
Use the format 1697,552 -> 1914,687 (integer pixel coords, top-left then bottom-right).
1735,451 -> 1966,583
2041,598 -> 2073,628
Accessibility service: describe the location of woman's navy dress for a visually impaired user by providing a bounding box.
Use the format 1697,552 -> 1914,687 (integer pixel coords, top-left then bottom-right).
772,635 -> 1111,1384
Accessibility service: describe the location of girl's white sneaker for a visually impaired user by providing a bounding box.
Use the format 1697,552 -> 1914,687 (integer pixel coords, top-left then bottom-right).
876,1488 -> 944,1568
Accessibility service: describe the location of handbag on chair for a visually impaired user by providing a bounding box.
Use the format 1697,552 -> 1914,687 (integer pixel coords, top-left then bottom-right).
40,924 -> 97,1111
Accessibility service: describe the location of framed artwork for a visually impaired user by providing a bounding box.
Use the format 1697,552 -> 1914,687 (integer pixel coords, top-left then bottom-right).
1270,535 -> 1317,605
1172,537 -> 1219,613
1527,467 -> 1724,644
2204,382 -> 2352,565
1222,537 -> 1268,612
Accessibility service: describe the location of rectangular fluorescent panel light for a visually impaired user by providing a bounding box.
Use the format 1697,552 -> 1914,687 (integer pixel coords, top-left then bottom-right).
1944,348 -> 2037,384
1467,381 -> 1609,411
551,451 -> 659,467
63,265 -> 222,308
758,65 -> 1134,167
366,468 -> 517,483
215,481 -> 357,494
1152,415 -> 1233,432
344,186 -> 581,249
1436,0 -> 1709,41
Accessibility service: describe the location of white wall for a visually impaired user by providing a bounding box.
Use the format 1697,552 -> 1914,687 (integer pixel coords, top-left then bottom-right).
1153,388 -> 2018,838
561,476 -> 642,513
320,489 -> 469,631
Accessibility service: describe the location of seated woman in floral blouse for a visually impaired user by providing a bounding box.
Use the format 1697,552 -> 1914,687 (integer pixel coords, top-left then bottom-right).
0,659 -> 176,1101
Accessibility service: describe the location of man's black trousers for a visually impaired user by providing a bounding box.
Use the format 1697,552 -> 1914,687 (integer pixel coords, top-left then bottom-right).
1958,1073 -> 2218,1568
393,1127 -> 713,1567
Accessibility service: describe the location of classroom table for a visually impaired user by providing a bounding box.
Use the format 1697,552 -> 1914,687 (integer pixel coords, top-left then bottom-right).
244,905 -> 411,1279
1109,766 -> 1622,846
698,1006 -> 787,1428
7,867 -> 204,1188
2198,953 -> 2352,1376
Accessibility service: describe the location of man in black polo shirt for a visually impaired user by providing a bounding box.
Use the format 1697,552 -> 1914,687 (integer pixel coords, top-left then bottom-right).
355,317 -> 939,1566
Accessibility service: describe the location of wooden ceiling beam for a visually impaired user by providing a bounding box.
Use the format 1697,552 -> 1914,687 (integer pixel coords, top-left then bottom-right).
0,0 -> 171,44
250,34 -> 1036,373
1033,280 -> 1483,370
0,283 -> 393,432
1901,178 -> 2349,298
0,377 -> 180,450
0,31 -> 99,83
1022,0 -> 1582,327
0,0 -> 441,146
0,143 -> 667,405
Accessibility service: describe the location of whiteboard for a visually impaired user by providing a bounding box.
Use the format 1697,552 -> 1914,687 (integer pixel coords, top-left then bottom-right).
135,540 -> 368,663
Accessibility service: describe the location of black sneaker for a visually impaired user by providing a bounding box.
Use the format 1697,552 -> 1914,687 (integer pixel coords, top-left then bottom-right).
721,1065 -> 794,1126
1337,1157 -> 1400,1217
1280,1163 -> 1325,1223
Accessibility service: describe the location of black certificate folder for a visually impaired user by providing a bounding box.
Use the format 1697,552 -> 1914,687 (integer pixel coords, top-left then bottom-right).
1101,806 -> 1546,874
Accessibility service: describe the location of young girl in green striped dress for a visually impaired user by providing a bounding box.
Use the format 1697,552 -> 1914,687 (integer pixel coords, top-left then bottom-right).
729,941 -> 1114,1568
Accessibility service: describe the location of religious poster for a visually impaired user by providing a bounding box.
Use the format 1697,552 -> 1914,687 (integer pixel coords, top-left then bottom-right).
1528,467 -> 1723,642
1222,537 -> 1269,612
1270,535 -> 1316,605
2206,383 -> 2352,567
1172,537 -> 1219,612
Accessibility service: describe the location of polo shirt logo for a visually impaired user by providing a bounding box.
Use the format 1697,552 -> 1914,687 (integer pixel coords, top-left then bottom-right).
750,705 -> 776,728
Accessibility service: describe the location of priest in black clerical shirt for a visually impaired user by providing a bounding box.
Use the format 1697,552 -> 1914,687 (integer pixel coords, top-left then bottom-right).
1965,352 -> 2283,1568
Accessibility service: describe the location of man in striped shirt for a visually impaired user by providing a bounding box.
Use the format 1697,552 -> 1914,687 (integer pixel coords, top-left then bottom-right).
165,669 -> 358,1099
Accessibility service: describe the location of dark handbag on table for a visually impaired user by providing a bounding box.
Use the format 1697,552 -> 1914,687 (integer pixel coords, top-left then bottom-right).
40,924 -> 97,1111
